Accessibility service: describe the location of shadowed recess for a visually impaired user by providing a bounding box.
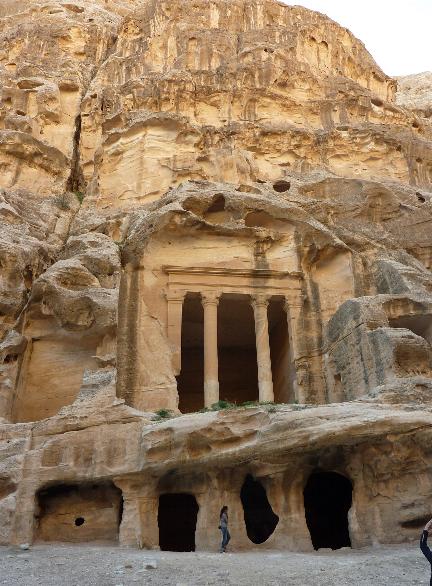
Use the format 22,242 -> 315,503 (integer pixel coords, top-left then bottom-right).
240,475 -> 279,544
304,471 -> 352,550
158,493 -> 199,552
36,483 -> 123,543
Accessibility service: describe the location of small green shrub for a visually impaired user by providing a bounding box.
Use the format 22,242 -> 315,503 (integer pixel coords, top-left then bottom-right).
74,190 -> 85,204
152,408 -> 173,422
291,404 -> 311,411
241,400 -> 276,409
210,400 -> 236,411
241,400 -> 259,407
200,400 -> 280,413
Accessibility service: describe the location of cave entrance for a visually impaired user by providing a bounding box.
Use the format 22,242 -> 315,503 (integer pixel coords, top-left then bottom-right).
268,297 -> 295,403
158,493 -> 199,552
35,482 -> 123,543
240,474 -> 279,544
177,295 -> 204,413
389,314 -> 432,346
304,471 -> 352,550
218,295 -> 258,405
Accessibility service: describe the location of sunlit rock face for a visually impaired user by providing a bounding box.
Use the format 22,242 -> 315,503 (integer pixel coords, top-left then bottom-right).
0,0 -> 432,553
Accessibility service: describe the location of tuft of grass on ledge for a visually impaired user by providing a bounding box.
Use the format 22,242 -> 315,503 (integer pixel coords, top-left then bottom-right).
152,408 -> 174,422
199,400 -> 281,414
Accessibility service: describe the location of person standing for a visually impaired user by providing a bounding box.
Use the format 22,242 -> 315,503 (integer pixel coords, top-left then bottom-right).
219,505 -> 231,553
420,518 -> 432,585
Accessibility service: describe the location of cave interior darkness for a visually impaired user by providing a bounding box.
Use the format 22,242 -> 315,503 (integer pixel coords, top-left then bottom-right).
158,493 -> 199,552
240,474 -> 279,544
303,471 -> 353,550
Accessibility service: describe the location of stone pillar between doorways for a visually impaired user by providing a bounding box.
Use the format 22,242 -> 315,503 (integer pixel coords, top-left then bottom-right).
201,292 -> 221,408
166,291 -> 185,375
251,294 -> 274,403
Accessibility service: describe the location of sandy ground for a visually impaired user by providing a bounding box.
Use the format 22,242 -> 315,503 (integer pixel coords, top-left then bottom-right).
0,543 -> 430,586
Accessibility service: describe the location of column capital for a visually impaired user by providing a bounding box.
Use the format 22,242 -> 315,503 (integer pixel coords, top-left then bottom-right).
165,290 -> 186,303
251,293 -> 271,309
284,297 -> 299,313
201,291 -> 221,307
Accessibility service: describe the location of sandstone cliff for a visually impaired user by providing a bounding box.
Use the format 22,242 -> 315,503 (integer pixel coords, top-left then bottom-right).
0,0 -> 431,553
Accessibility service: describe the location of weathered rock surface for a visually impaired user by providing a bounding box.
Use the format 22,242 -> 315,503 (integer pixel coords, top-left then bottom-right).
397,72 -> 432,114
0,0 -> 431,555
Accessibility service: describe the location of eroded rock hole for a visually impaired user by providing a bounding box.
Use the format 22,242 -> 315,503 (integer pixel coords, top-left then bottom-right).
240,475 -> 279,544
371,97 -> 383,107
401,515 -> 431,529
389,315 -> 432,346
417,192 -> 426,203
158,494 -> 199,552
36,483 -> 123,543
304,471 -> 352,550
245,210 -> 272,228
206,194 -> 226,213
273,180 -> 291,193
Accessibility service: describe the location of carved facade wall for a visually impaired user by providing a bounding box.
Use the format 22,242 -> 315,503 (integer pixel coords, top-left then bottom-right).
0,0 -> 432,554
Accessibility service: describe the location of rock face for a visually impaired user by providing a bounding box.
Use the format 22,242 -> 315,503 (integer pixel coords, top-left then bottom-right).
397,72 -> 432,115
0,0 -> 432,553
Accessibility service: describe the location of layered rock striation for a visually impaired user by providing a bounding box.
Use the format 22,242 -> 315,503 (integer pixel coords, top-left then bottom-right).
0,0 -> 432,553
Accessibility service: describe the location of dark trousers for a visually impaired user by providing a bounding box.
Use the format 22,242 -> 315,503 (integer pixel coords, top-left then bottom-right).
420,530 -> 432,586
220,526 -> 231,551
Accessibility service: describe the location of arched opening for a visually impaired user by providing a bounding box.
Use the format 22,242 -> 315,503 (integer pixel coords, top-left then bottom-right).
35,482 -> 123,543
304,471 -> 352,550
158,493 -> 199,552
240,475 -> 279,544
206,194 -> 225,213
204,195 -> 231,223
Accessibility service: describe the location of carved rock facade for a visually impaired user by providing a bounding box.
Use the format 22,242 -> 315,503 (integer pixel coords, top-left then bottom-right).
0,0 -> 432,553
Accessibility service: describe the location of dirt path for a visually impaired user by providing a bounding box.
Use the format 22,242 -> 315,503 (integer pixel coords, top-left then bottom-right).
0,543 -> 429,586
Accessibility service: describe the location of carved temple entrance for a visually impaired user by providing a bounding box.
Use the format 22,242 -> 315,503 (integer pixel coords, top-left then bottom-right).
164,267 -> 302,413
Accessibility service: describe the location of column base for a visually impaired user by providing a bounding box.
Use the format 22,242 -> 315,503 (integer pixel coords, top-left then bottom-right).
204,381 -> 219,408
259,380 -> 274,403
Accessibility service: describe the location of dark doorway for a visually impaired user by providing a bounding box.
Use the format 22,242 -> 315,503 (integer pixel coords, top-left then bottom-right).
177,295 -> 204,413
218,296 -> 258,404
304,471 -> 352,550
268,297 -> 295,403
240,475 -> 279,544
158,493 -> 199,552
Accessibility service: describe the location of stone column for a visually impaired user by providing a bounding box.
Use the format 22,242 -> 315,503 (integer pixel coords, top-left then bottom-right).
166,291 -> 185,375
285,298 -> 306,403
251,294 -> 274,403
201,292 -> 220,408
